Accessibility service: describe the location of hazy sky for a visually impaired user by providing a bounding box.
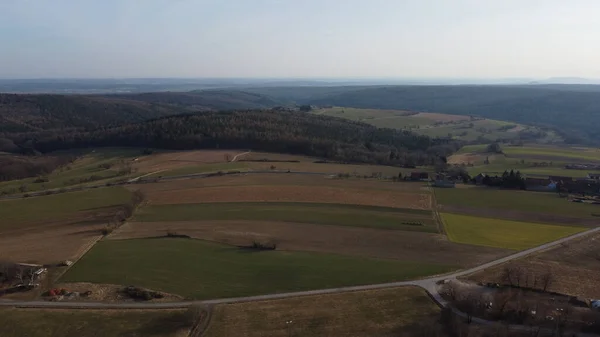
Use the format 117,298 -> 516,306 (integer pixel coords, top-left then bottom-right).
1,0 -> 599,79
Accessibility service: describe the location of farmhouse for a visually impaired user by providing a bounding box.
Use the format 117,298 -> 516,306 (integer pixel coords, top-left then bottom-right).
474,173 -> 487,185
587,173 -> 600,180
525,178 -> 556,192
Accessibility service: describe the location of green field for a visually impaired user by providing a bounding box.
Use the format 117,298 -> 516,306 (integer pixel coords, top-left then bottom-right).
61,238 -> 455,299
0,308 -> 193,337
134,202 -> 437,233
0,187 -> 131,231
147,162 -> 248,178
435,187 -> 598,218
0,148 -> 141,195
442,213 -> 584,250
503,145 -> 600,162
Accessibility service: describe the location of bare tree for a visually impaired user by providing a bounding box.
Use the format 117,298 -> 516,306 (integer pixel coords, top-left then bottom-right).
540,272 -> 553,292
224,153 -> 232,162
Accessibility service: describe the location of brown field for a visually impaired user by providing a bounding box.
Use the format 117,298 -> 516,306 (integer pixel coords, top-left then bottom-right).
110,220 -> 508,267
135,173 -> 429,192
204,286 -> 441,337
0,224 -> 103,264
133,150 -> 244,173
142,184 -> 430,209
467,232 -> 600,298
441,205 -> 599,227
414,112 -> 471,122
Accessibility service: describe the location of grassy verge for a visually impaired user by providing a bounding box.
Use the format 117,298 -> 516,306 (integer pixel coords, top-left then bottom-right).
61,238 -> 455,299
0,187 -> 131,231
134,202 -> 437,233
205,287 -> 440,337
442,213 -> 584,250
0,308 -> 193,337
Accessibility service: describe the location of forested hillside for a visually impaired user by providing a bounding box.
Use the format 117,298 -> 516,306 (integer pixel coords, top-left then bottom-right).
0,94 -> 185,133
101,90 -> 284,110
32,110 -> 458,166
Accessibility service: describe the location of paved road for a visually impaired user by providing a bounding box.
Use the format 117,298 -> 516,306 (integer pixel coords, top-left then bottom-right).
2,225 -> 599,310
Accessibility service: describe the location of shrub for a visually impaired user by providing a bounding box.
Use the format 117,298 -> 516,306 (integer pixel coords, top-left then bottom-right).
33,176 -> 50,183
101,226 -> 114,235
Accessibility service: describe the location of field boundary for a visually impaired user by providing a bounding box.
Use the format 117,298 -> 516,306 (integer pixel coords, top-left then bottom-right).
429,187 -> 446,235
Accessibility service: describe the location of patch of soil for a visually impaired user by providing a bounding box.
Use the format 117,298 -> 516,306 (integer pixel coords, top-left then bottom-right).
110,220 -> 510,268
146,185 -> 431,210
51,282 -> 183,302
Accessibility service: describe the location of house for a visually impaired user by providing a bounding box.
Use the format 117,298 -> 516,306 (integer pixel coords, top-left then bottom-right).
410,172 -> 429,181
587,173 -> 600,180
525,178 -> 556,192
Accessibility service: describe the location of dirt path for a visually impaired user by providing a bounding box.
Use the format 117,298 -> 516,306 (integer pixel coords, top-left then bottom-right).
231,151 -> 250,162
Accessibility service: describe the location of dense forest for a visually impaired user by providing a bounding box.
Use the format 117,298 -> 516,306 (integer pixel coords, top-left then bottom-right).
0,91 -> 284,134
29,110 -> 458,167
244,85 -> 600,145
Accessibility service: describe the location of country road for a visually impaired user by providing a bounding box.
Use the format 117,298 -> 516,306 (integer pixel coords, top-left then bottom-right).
3,225 -> 600,310
231,151 -> 250,162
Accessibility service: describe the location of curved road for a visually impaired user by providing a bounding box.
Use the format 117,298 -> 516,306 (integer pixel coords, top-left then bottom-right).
2,225 -> 599,310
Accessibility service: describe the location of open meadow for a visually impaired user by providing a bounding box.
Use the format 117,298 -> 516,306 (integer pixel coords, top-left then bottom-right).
0,148 -> 141,195
0,308 -> 194,337
0,187 -> 131,263
441,213 -> 584,250
204,287 -> 441,337
60,238 -> 456,299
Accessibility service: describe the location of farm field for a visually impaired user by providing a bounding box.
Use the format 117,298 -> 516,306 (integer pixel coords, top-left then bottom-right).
61,238 -> 456,299
204,287 -> 441,337
136,178 -> 431,209
0,187 -> 132,263
467,231 -> 600,299
0,148 -> 140,195
111,220 -> 507,266
132,202 -> 438,232
441,213 -> 584,250
134,172 -> 429,192
131,149 -> 246,173
435,187 -> 600,222
313,107 -> 561,143
0,187 -> 131,232
452,144 -> 600,177
0,308 -> 194,337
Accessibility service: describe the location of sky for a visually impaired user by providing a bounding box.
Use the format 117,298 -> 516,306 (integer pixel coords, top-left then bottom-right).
1,0 -> 599,79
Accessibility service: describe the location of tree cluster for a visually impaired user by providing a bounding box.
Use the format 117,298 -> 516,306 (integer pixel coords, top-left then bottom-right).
481,170 -> 525,189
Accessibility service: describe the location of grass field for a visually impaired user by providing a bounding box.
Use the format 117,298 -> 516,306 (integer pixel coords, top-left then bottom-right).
205,287 -> 441,337
0,187 -> 131,232
61,238 -> 455,299
133,202 -> 437,233
0,308 -> 193,337
435,187 -> 598,219
442,213 -> 584,250
0,148 -> 140,195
